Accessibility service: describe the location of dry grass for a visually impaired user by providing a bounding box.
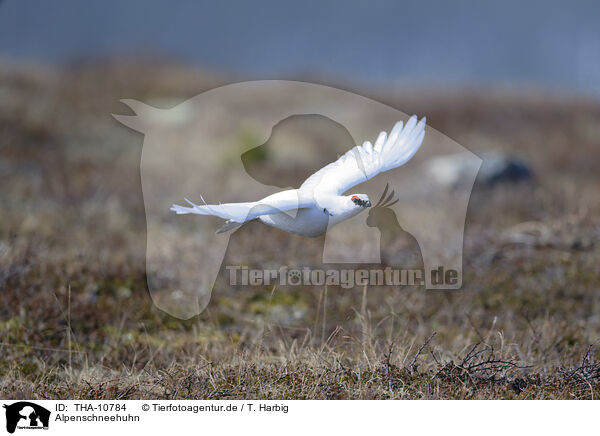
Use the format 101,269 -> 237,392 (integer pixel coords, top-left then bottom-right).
1,60 -> 600,399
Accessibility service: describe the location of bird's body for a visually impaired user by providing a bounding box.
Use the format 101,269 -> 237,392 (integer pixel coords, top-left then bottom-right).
258,196 -> 328,237
171,116 -> 426,237
254,190 -> 366,237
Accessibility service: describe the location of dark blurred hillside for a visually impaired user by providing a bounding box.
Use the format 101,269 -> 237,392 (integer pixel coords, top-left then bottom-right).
2,0 -> 600,95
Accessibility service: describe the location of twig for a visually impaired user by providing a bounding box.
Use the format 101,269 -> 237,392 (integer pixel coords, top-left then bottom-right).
409,332 -> 436,373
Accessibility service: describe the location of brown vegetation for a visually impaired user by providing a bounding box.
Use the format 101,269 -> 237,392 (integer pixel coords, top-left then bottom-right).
1,61 -> 599,399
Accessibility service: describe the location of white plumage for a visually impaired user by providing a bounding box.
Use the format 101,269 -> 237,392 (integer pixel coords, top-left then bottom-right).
171,115 -> 426,237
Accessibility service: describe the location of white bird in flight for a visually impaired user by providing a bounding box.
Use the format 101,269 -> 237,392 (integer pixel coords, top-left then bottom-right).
171,115 -> 426,237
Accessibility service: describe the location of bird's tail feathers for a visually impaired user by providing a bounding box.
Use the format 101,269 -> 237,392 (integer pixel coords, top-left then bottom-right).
170,197 -> 224,216
170,204 -> 196,214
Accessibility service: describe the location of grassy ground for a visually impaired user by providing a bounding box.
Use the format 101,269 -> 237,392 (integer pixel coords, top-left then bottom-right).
1,61 -> 600,399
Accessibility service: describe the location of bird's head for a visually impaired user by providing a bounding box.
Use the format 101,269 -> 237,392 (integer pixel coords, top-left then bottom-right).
349,194 -> 371,208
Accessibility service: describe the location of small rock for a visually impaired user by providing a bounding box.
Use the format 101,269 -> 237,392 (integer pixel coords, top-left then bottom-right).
425,152 -> 532,188
478,153 -> 532,186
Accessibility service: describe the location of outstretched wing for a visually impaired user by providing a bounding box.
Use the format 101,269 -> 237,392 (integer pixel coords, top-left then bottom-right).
170,189 -> 309,223
300,116 -> 426,196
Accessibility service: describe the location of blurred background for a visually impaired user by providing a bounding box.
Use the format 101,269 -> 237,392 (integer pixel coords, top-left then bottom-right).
1,0 -> 599,399
2,0 -> 600,94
